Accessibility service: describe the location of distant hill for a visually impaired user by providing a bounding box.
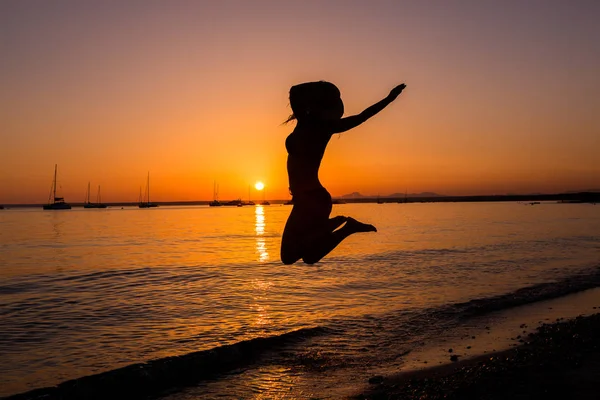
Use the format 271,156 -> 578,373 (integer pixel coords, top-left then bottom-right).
564,189 -> 600,193
339,191 -> 444,199
506,192 -> 545,196
340,192 -> 364,198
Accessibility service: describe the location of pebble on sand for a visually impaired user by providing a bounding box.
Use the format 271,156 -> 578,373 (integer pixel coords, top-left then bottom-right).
369,375 -> 384,384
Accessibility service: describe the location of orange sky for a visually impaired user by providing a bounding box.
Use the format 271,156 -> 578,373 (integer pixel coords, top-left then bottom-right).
1,1 -> 599,203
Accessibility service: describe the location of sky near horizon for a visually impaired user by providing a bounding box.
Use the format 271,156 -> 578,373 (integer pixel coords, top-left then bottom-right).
1,0 -> 599,203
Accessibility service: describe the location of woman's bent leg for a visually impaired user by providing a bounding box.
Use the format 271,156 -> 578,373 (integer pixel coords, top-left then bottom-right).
301,217 -> 376,264
281,187 -> 360,265
281,215 -> 348,265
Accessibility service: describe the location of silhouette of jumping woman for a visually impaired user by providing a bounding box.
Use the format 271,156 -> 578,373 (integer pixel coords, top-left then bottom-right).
281,81 -> 406,264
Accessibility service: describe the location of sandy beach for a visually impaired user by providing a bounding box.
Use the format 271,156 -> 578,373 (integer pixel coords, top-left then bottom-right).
356,307 -> 600,399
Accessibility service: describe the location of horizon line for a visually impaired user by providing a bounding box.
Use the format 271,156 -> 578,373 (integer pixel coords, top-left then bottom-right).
2,191 -> 598,207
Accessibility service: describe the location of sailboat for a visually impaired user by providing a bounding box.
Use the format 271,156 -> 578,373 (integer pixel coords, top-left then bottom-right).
223,198 -> 243,206
84,182 -> 107,208
246,185 -> 255,206
43,164 -> 71,210
209,181 -> 222,207
139,172 -> 158,208
260,188 -> 270,206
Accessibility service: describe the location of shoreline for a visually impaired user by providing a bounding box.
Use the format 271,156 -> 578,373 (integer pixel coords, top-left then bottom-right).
355,311 -> 600,399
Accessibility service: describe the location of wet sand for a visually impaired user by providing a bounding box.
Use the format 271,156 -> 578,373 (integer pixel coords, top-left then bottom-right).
355,310 -> 600,399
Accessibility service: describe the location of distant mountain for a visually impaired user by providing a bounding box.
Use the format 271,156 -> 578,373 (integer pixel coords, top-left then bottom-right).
339,191 -> 444,199
340,192 -> 365,198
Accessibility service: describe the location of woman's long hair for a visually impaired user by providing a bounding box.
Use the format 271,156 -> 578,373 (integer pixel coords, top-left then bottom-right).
283,81 -> 340,124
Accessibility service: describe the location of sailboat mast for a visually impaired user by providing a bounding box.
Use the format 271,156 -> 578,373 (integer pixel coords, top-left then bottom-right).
87,182 -> 91,203
147,172 -> 150,204
53,164 -> 57,201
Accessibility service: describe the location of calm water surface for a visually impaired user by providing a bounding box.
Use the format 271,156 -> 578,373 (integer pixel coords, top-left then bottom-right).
0,202 -> 599,397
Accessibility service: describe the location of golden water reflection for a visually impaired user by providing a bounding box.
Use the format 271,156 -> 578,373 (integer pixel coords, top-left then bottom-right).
250,276 -> 274,329
255,205 -> 269,262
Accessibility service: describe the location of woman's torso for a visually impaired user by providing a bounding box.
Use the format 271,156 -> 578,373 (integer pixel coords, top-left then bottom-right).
285,124 -> 332,195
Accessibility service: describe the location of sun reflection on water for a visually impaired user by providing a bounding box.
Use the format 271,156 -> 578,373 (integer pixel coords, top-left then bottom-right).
255,205 -> 269,262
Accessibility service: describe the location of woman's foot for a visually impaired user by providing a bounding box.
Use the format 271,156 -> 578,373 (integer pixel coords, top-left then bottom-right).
344,217 -> 377,233
328,215 -> 348,232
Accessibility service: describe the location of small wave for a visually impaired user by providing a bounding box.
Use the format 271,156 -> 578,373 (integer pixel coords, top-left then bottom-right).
389,266 -> 600,332
5,326 -> 326,400
452,266 -> 600,319
54,267 -> 153,283
0,282 -> 40,296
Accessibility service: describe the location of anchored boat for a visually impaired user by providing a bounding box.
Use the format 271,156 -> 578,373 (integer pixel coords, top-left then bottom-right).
43,164 -> 71,210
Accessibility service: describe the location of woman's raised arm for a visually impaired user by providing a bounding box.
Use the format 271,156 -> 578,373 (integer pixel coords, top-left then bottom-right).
331,84 -> 406,134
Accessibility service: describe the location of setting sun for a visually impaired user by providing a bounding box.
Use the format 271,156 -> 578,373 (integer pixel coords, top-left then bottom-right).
255,182 -> 265,191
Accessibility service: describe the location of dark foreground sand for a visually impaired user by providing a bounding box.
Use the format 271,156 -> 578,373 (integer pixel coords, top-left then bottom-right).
355,312 -> 600,400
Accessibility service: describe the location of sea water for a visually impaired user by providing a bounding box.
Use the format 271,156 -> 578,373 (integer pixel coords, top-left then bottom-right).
0,202 -> 598,397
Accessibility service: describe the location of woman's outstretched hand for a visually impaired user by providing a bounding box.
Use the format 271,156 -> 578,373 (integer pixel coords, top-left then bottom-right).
388,84 -> 407,101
